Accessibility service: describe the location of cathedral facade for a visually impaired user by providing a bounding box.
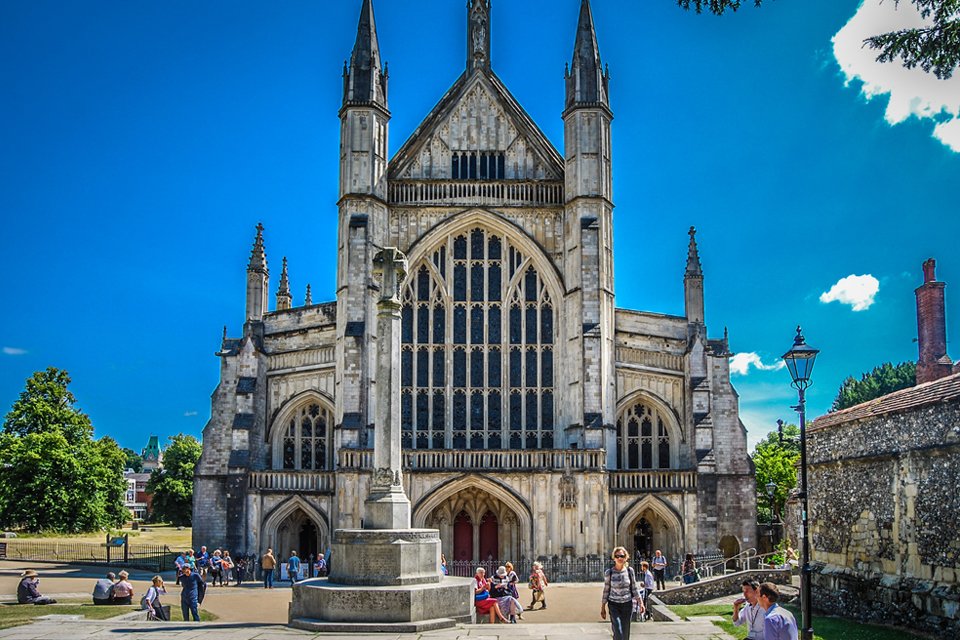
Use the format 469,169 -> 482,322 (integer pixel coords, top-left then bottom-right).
194,0 -> 756,568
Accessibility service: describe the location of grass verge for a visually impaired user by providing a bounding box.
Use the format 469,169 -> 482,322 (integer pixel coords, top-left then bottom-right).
0,598 -> 216,629
668,603 -> 929,640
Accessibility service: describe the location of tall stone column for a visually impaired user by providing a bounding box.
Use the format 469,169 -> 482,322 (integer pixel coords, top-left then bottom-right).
365,247 -> 411,530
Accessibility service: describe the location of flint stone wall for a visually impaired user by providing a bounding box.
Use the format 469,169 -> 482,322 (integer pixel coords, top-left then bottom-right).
653,569 -> 791,605
807,397 -> 960,638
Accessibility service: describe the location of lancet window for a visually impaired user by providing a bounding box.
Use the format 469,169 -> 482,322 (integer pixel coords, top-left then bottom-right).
401,228 -> 555,450
451,152 -> 506,180
616,401 -> 672,470
280,403 -> 331,470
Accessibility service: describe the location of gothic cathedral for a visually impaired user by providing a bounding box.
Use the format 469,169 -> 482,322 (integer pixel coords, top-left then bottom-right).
194,0 -> 756,569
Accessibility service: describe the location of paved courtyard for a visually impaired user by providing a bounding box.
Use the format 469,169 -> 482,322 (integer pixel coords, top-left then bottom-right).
1,562 -> 734,639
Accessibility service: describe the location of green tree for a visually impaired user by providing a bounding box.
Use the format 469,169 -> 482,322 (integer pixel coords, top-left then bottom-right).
147,434 -> 201,526
122,447 -> 144,473
0,368 -> 127,532
831,361 -> 916,411
678,0 -> 960,79
752,423 -> 800,523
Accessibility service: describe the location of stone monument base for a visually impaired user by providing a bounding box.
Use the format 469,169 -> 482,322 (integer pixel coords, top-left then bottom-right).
288,528 -> 475,631
289,578 -> 475,632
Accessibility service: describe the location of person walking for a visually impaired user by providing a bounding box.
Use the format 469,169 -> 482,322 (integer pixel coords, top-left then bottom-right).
640,561 -> 655,621
757,582 -> 799,640
287,550 -> 301,584
651,550 -> 667,590
600,546 -> 643,640
92,572 -> 116,605
141,575 -> 168,621
681,553 -> 698,584
732,579 -> 765,640
528,561 -> 548,610
179,565 -> 205,622
261,548 -> 277,589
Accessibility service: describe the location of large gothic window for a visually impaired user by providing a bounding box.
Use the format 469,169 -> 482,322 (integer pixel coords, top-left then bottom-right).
280,403 -> 331,470
616,401 -> 672,470
401,228 -> 555,450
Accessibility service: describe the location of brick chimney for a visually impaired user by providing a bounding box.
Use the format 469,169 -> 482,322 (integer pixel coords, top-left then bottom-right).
916,258 -> 954,384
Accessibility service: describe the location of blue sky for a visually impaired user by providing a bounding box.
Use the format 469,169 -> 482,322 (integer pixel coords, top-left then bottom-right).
2,0 -> 958,454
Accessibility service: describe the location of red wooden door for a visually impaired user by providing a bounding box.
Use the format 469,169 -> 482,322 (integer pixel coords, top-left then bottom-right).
454,511 -> 473,565
478,511 -> 498,561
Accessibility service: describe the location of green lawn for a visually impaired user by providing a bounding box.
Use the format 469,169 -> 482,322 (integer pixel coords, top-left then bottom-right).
668,603 -> 929,640
0,598 -> 216,629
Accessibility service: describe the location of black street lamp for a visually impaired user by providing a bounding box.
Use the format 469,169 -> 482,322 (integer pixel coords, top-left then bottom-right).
782,326 -> 819,640
765,480 -> 778,548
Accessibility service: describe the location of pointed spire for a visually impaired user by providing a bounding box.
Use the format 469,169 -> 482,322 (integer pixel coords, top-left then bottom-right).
685,226 -> 702,277
565,0 -> 610,113
343,0 -> 388,110
247,222 -> 268,274
276,257 -> 292,311
467,0 -> 491,72
222,325 -> 228,347
304,284 -> 313,306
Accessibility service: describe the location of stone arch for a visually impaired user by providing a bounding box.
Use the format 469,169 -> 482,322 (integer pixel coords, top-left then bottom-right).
413,474 -> 534,561
615,388 -> 684,469
616,495 -> 685,562
403,208 -> 564,300
267,389 -> 335,469
260,495 -> 330,558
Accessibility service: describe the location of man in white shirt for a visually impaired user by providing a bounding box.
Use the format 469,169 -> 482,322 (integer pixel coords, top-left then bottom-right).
732,579 -> 765,640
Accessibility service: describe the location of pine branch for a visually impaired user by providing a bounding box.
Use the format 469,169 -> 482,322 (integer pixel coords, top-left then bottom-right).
866,18 -> 960,79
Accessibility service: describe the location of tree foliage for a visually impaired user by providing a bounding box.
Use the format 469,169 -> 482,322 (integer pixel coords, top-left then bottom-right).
147,434 -> 201,526
122,447 -> 144,473
831,361 -> 916,411
678,0 -> 960,79
752,423 -> 800,523
0,368 -> 127,533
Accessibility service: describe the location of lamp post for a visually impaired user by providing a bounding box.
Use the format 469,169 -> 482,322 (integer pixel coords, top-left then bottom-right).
765,480 -> 778,550
782,326 -> 819,640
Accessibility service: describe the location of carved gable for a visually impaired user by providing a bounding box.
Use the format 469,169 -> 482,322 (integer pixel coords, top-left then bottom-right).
389,72 -> 563,182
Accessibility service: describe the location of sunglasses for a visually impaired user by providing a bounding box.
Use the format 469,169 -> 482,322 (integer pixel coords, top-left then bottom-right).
614,554 -> 626,559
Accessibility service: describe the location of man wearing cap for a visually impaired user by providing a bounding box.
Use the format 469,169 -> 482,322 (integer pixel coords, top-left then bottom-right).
17,570 -> 57,605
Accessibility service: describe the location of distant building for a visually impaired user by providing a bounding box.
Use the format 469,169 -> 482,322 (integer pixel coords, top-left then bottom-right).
803,259 -> 960,637
141,434 -> 163,472
124,472 -> 153,521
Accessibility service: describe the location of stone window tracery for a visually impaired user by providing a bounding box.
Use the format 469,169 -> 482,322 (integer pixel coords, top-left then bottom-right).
402,227 -> 555,450
616,401 -> 672,470
280,403 -> 331,470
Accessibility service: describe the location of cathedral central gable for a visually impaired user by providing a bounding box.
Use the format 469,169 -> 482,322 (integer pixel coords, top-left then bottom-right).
389,72 -> 563,182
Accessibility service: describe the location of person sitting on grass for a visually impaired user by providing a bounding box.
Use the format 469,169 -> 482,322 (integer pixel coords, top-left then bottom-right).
92,571 -> 117,605
17,570 -> 56,605
111,570 -> 134,605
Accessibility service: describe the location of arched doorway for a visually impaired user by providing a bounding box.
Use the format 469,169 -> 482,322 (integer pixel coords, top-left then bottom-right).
633,517 -> 653,562
273,508 -> 322,572
719,535 -> 741,571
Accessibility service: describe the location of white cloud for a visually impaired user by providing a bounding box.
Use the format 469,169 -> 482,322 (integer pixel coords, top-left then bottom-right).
730,352 -> 787,376
2,347 -> 27,356
819,274 -> 880,311
833,1 -> 960,152
183,411 -> 198,417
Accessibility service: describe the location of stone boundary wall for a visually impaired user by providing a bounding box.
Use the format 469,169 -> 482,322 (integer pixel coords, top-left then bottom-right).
654,569 -> 791,605
807,396 -> 960,639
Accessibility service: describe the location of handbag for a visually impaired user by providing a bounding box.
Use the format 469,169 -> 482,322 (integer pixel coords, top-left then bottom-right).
474,589 -> 489,601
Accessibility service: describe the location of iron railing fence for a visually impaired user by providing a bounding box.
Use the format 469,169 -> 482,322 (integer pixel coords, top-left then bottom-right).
1,539 -> 175,572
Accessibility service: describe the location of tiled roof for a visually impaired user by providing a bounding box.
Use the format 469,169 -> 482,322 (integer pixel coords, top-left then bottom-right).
810,371 -> 960,431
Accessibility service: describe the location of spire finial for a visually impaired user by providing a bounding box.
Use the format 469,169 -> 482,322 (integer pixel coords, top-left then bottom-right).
222,325 -> 228,346
276,257 -> 292,310
247,222 -> 268,274
305,284 -> 313,306
343,0 -> 388,109
685,226 -> 702,277
565,0 -> 609,113
467,0 -> 491,72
